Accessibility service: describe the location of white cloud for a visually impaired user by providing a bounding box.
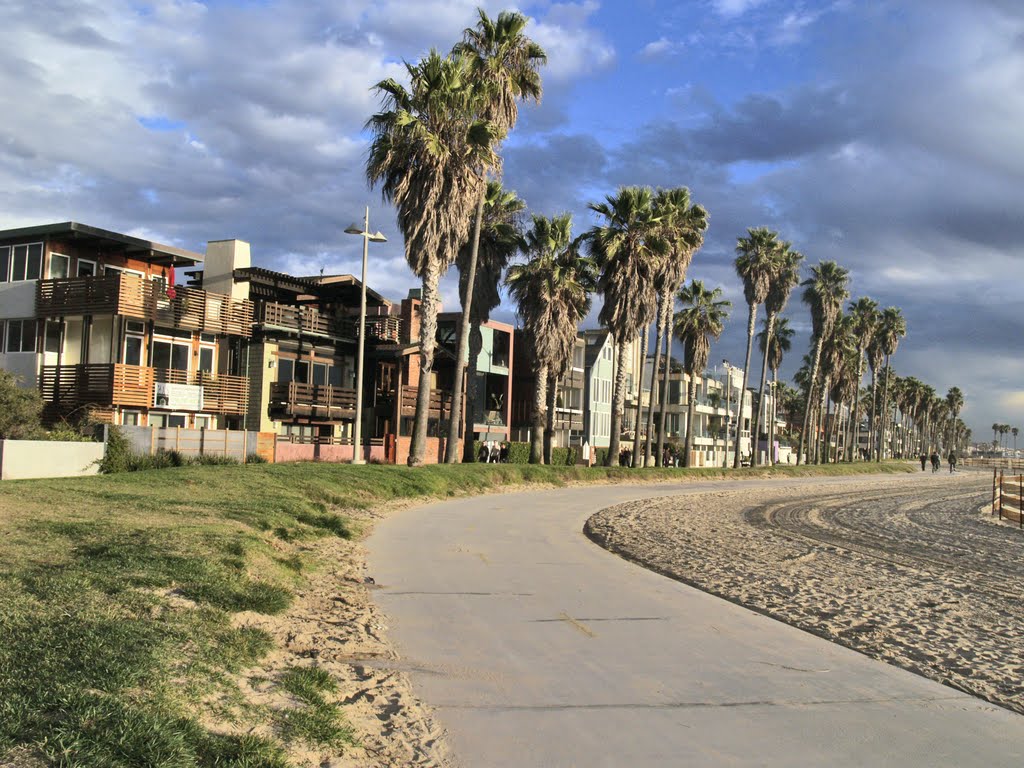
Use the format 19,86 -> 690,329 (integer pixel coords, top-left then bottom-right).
711,0 -> 768,18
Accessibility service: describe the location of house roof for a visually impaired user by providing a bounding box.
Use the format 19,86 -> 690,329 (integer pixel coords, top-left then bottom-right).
232,267 -> 389,306
0,221 -> 203,266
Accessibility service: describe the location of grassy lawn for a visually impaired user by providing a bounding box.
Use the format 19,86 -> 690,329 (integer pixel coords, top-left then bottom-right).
0,459 -> 914,766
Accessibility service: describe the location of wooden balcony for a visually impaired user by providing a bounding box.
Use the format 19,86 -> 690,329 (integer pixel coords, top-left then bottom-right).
269,382 -> 357,420
400,386 -> 453,420
39,364 -> 248,415
36,274 -> 253,337
257,301 -> 403,343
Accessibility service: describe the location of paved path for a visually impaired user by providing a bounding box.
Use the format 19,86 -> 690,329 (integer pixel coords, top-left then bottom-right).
367,474 -> 1024,767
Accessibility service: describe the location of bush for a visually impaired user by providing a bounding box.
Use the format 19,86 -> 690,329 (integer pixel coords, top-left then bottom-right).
503,442 -> 577,466
0,370 -> 43,439
99,427 -> 241,473
246,452 -> 269,464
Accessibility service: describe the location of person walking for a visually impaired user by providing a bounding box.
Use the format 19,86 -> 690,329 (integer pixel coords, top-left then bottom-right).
948,450 -> 957,473
930,451 -> 940,473
920,453 -> 927,471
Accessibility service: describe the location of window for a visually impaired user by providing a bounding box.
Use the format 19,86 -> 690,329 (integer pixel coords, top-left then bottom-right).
44,320 -> 62,354
294,360 -> 309,384
150,413 -> 187,428
152,340 -> 190,371
195,414 -> 212,430
49,253 -> 70,279
5,319 -> 36,353
0,247 -> 7,282
277,358 -> 294,383
77,259 -> 97,277
312,362 -> 328,386
124,336 -> 144,366
5,243 -> 42,282
121,410 -> 141,426
198,347 -> 215,373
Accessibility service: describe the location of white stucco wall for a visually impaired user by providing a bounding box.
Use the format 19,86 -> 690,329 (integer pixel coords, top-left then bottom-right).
0,439 -> 104,480
0,281 -> 36,320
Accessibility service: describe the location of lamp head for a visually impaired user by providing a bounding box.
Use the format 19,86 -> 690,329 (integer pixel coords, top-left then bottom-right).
344,223 -> 363,235
369,231 -> 387,243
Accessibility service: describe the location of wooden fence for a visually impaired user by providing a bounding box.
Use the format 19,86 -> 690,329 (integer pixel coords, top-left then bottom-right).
992,469 -> 1024,527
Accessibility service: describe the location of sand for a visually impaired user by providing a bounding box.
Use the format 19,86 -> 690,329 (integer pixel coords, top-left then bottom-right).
584,472 -> 1024,715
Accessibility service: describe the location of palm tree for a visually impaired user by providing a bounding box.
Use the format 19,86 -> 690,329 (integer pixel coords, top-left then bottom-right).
675,280 -> 731,468
797,261 -> 850,464
646,188 -> 708,466
367,51 -> 497,465
750,241 -> 802,465
446,10 -> 546,462
458,182 -> 526,461
732,228 -> 782,468
875,307 -> 906,461
757,315 -> 794,465
1013,426 -> 1019,454
586,187 -> 665,466
507,214 -> 594,463
846,297 -> 879,461
944,386 -> 964,452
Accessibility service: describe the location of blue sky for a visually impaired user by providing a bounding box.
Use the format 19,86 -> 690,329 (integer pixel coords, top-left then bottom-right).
1,0 -> 1022,441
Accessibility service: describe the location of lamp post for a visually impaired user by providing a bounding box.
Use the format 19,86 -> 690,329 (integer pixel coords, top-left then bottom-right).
722,360 -> 732,468
345,207 -> 387,464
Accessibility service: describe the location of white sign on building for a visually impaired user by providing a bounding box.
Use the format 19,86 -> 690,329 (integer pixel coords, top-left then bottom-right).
154,382 -> 203,411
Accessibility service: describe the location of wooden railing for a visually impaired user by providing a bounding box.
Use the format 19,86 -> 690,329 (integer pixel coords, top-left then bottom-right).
37,274 -> 253,337
258,302 -> 404,343
269,382 -> 357,419
993,470 -> 1024,527
39,364 -> 248,415
400,386 -> 452,419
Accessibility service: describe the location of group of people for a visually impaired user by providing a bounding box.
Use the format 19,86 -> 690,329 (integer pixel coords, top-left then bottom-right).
477,441 -> 509,464
920,451 -> 957,473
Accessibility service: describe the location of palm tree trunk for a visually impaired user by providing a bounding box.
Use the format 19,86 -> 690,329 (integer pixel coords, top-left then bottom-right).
644,293 -> 667,465
797,336 -> 824,465
868,369 -> 879,461
656,300 -> 674,466
734,303 -> 757,468
606,336 -> 628,467
530,363 -> 547,464
544,370 -> 557,465
445,190 -> 486,462
751,311 -> 775,467
879,357 -> 892,461
848,350 -> 864,461
631,323 -> 648,467
682,375 -> 698,467
461,323 -> 484,462
409,258 -> 441,467
770,368 -> 779,465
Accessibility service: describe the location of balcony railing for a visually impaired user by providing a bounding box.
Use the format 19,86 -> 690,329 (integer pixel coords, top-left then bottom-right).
400,385 -> 453,420
257,302 -> 403,343
36,274 -> 254,337
269,382 -> 357,420
39,364 -> 249,415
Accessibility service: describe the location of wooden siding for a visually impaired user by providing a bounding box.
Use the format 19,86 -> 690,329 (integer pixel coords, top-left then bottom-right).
268,382 -> 357,420
36,274 -> 253,337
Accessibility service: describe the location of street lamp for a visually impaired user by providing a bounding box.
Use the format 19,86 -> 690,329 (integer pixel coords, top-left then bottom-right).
722,360 -> 732,468
345,207 -> 387,464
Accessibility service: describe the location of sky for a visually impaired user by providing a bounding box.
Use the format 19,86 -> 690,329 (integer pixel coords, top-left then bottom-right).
1,0 -> 1022,443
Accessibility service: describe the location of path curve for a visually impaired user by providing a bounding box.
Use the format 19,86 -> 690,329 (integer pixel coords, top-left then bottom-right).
367,473 -> 1024,767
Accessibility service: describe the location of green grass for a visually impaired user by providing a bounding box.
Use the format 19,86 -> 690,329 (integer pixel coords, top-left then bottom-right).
0,459 -> 915,765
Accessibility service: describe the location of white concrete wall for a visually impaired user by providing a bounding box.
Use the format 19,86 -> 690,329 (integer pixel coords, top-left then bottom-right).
0,281 -> 36,320
0,439 -> 104,480
204,239 -> 250,301
0,352 -> 40,386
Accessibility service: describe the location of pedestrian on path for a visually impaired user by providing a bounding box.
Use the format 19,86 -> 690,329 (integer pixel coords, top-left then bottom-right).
930,451 -> 940,472
948,451 -> 957,473
920,453 -> 927,471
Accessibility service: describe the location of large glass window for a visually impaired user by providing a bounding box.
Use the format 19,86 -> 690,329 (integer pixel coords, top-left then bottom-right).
199,347 -> 215,373
124,336 -> 144,366
0,247 -> 8,283
277,358 -> 294,383
5,319 -> 36,353
77,259 -> 97,277
49,253 -> 69,279
152,340 -> 190,371
294,360 -> 309,384
44,320 -> 62,354
312,362 -> 328,386
7,244 -> 42,281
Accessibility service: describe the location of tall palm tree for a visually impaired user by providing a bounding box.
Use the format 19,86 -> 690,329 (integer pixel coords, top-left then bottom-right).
846,297 -> 879,461
675,280 -> 731,468
507,214 -> 594,463
797,261 -> 850,464
732,228 -> 782,468
458,182 -> 526,461
367,51 -> 497,466
646,188 -> 708,466
875,306 -> 907,461
446,10 -> 546,461
750,241 -> 802,465
757,315 -> 794,465
586,187 -> 665,466
1013,426 -> 1019,454
944,386 -> 964,452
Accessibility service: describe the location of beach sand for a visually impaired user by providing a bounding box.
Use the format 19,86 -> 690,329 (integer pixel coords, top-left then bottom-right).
585,472 -> 1024,715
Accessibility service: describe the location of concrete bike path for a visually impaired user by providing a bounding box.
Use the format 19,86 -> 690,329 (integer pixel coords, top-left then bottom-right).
366,475 -> 1024,767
